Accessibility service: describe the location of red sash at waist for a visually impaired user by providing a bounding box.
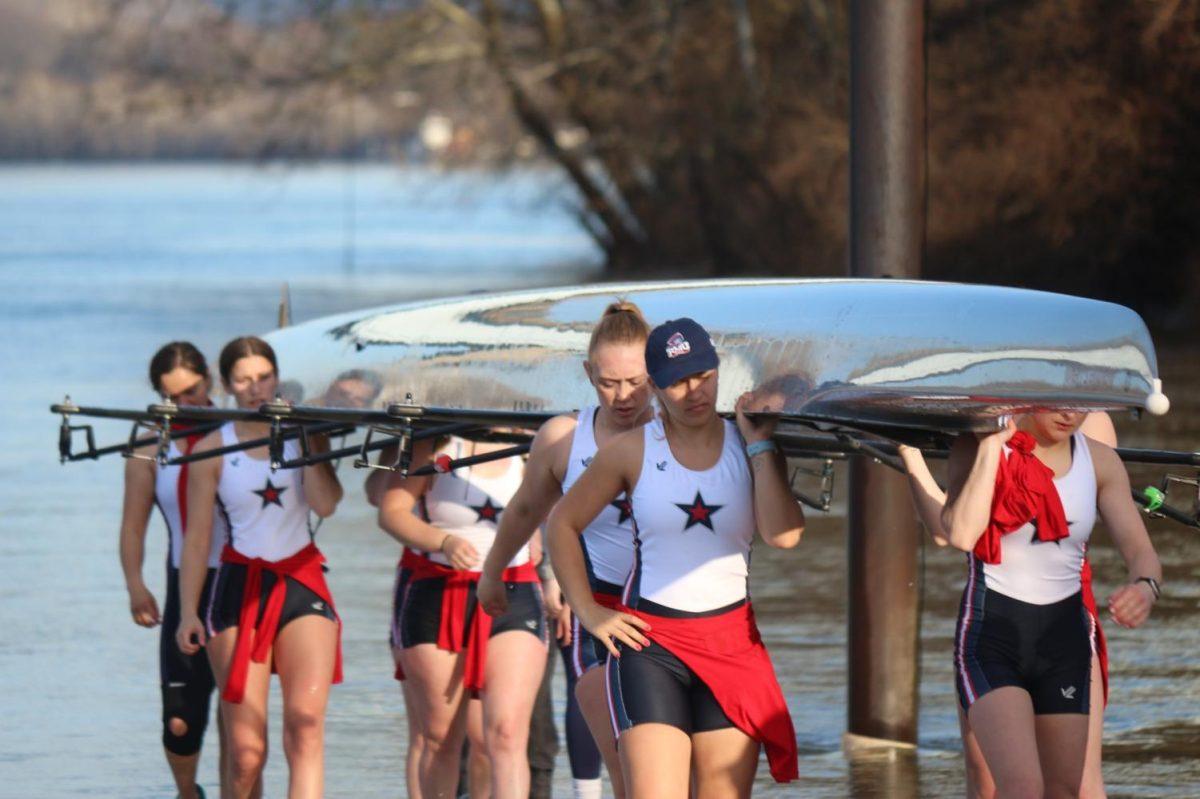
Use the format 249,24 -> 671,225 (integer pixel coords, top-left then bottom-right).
407,555 -> 539,694
1080,557 -> 1108,705
219,543 -> 342,704
594,591 -> 619,610
617,601 -> 798,783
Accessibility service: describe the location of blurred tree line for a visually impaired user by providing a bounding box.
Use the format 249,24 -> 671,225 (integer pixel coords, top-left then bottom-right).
3,0 -> 1198,326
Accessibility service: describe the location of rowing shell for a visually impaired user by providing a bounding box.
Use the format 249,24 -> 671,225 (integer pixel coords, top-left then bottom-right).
263,279 -> 1166,435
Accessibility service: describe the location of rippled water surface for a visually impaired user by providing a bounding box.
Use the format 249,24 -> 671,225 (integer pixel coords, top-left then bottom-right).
1,164 -> 1196,797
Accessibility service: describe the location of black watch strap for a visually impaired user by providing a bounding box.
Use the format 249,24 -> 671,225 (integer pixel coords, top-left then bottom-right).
1136,576 -> 1161,601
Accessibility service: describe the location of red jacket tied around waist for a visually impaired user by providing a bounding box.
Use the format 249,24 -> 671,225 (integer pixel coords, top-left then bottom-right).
405,555 -> 539,694
974,431 -> 1070,565
220,543 -> 342,704
617,601 -> 799,783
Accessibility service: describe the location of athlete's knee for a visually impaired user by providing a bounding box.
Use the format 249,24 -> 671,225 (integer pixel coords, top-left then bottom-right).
229,743 -> 266,783
162,713 -> 208,756
485,714 -> 529,758
282,707 -> 324,754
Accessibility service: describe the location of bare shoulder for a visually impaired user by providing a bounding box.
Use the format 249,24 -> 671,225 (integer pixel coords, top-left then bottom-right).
597,425 -> 644,462
1085,436 -> 1123,480
191,428 -> 224,453
532,412 -> 580,453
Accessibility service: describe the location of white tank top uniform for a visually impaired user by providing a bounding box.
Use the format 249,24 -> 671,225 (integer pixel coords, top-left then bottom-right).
215,422 -> 311,562
624,417 -> 755,612
977,431 -> 1097,603
156,435 -> 228,569
561,406 -> 636,590
423,437 -> 528,570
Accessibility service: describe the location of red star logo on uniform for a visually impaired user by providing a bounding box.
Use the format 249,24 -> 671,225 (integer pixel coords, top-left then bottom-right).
471,497 -> 504,523
675,491 -> 722,532
253,477 -> 287,509
610,496 -> 633,525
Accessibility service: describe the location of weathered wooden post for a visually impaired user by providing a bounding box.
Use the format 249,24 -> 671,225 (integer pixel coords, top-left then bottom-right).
846,0 -> 925,748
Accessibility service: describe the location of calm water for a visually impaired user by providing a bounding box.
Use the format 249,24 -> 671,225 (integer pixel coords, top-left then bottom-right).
1,164 -> 1196,798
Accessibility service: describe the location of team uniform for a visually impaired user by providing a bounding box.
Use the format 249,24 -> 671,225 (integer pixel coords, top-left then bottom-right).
155,432 -> 228,755
205,422 -> 342,704
606,418 -> 798,783
955,431 -> 1097,715
393,438 -> 546,694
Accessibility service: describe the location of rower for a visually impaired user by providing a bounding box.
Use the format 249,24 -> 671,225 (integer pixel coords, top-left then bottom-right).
942,411 -> 1162,797
118,342 -> 227,799
547,318 -> 805,798
478,300 -> 654,799
176,336 -> 344,798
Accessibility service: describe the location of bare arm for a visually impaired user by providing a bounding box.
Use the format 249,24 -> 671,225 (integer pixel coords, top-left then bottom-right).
735,396 -> 804,549
1080,411 -> 1117,447
363,443 -> 397,508
898,445 -> 950,546
940,421 -> 1015,552
177,433 -> 220,654
1092,440 -> 1162,628
301,433 -> 342,518
480,416 -> 573,580
546,430 -> 649,655
118,453 -> 160,627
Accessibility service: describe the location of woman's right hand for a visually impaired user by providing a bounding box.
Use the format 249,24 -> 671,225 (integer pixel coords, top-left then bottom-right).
577,602 -> 652,658
477,570 -> 508,616
978,417 -> 1017,450
127,582 -> 161,628
441,534 -> 480,571
176,613 -> 207,655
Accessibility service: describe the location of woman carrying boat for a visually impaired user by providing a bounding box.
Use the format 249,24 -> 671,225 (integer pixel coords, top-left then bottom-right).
547,318 -> 805,798
941,411 -> 1161,798
378,432 -> 546,799
119,341 -> 227,799
176,336 -> 344,799
900,413 -> 1118,798
478,300 -> 654,799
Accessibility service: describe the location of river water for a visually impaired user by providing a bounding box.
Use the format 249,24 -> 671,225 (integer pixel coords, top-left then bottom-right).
0,164 -> 1195,797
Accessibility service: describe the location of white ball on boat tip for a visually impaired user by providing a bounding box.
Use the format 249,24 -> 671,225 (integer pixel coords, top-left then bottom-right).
1145,379 -> 1170,416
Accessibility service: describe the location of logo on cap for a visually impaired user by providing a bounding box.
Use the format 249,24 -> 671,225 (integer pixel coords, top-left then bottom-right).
665,332 -> 691,359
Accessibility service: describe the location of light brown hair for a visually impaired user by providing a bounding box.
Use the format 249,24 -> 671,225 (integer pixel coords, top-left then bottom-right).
218,336 -> 278,383
587,300 -> 650,356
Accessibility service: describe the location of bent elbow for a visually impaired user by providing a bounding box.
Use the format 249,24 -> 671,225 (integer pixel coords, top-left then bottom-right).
767,525 -> 803,550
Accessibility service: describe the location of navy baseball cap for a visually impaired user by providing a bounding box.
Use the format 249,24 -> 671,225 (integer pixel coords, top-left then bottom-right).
645,318 -> 720,389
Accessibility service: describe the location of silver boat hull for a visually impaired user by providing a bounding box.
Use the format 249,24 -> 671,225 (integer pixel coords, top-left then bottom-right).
264,279 -> 1165,434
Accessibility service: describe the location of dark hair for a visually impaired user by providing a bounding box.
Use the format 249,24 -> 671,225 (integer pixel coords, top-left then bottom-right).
588,300 -> 650,356
149,341 -> 209,392
218,336 -> 278,383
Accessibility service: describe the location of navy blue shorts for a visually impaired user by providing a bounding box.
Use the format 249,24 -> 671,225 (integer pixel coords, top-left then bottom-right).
955,578 -> 1093,716
206,561 -> 338,638
395,576 -> 547,649
566,580 -> 623,679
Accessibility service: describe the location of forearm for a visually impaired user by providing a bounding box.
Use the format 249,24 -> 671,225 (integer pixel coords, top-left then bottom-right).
901,458 -> 949,544
1123,546 -> 1162,584
303,462 -> 343,517
751,451 -> 803,548
482,504 -> 542,577
379,509 -> 450,553
178,531 -> 211,618
942,442 -> 1002,551
119,525 -> 148,589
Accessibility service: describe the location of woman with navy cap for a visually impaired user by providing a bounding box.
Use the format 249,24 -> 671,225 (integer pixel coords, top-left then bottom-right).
547,318 -> 805,798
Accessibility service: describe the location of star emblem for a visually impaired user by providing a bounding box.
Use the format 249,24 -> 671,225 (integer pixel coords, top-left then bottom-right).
610,496 -> 633,525
1030,517 -> 1074,545
675,491 -> 722,532
471,497 -> 504,523
253,477 -> 287,509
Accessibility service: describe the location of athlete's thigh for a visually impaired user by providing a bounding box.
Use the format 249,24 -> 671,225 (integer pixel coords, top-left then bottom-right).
482,630 -> 547,730
206,627 -> 271,743
1080,653 -> 1107,798
967,686 -> 1041,792
402,643 -> 468,735
957,705 -> 996,799
1035,712 -> 1089,798
273,615 -> 338,716
690,726 -> 758,799
619,723 -> 691,799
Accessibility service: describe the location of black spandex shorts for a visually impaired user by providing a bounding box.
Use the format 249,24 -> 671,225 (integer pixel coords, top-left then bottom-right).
955,584 -> 1093,715
395,576 -> 547,649
607,638 -> 733,736
206,561 -> 338,638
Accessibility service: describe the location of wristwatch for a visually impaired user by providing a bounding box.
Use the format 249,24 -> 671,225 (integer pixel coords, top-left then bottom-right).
1135,576 -> 1161,601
